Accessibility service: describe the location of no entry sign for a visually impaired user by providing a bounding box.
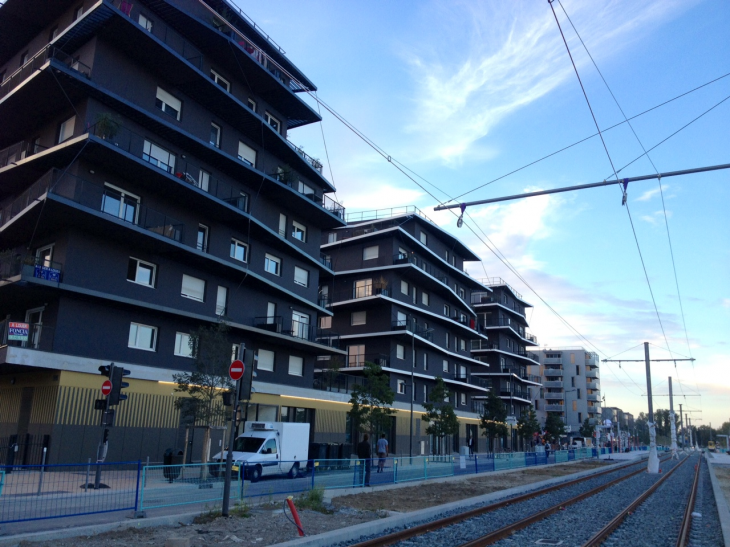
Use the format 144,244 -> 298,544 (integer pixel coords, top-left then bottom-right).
229,360 -> 244,381
101,380 -> 112,396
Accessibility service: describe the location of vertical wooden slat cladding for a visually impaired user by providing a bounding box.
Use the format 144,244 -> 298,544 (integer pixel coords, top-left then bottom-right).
0,388 -> 22,425
29,385 -> 59,424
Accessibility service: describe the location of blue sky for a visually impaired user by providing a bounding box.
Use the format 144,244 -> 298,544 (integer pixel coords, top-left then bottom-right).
238,0 -> 729,429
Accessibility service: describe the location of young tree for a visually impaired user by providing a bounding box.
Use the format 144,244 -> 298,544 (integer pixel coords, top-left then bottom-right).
173,321 -> 233,467
543,413 -> 566,443
421,378 -> 460,454
579,418 -> 595,439
348,362 -> 395,441
516,406 -> 541,449
479,390 -> 507,452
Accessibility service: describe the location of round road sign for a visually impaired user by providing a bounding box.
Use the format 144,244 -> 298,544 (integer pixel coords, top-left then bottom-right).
229,360 -> 244,381
101,380 -> 112,396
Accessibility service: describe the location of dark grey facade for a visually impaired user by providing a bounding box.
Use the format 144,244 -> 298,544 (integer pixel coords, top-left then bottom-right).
0,0 -> 346,463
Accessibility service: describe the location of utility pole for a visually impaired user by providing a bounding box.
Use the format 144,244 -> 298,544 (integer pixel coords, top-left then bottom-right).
644,343 -> 659,473
679,404 -> 684,446
409,317 -> 416,459
669,377 -> 678,459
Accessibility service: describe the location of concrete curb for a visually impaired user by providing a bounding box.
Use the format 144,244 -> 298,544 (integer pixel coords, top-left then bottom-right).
705,455 -> 730,547
0,511 -> 201,546
270,459 -> 631,547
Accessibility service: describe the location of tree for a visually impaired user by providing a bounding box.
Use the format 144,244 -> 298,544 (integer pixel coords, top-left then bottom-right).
348,362 -> 395,442
543,413 -> 565,443
579,418 -> 595,439
479,390 -> 507,452
421,378 -> 460,454
516,406 -> 541,449
173,321 -> 233,467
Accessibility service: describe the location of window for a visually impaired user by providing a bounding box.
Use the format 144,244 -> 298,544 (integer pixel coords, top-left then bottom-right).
128,322 -> 157,351
265,112 -> 281,133
443,304 -> 450,316
460,393 -> 466,406
576,365 -> 580,375
36,244 -> 54,267
174,332 -> 193,357
292,221 -> 307,242
396,380 -> 407,395
58,115 -> 76,143
139,13 -> 153,31
143,140 -> 175,172
442,359 -> 448,372
355,279 -> 372,298
210,122 -> 221,147
74,5 -> 84,20
247,98 -> 256,112
291,311 -> 309,339
577,388 -> 581,399
288,355 -> 303,376
421,292 -> 429,306
363,245 -> 378,261
400,280 -> 409,295
459,288 -> 465,300
231,344 -> 240,362
570,353 -> 575,364
102,183 -> 139,223
230,238 -> 248,263
155,87 -> 181,120
294,266 -> 309,287
445,332 -> 450,348
265,254 -> 281,275
216,286 -> 227,316
258,349 -> 275,371
19,51 -> 29,67
278,214 -> 287,237
460,339 -> 466,351
319,316 -> 332,329
445,250 -> 449,262
197,224 -> 209,252
181,274 -> 205,302
210,69 -> 230,92
397,344 -> 405,360
423,385 -> 428,402
127,257 -> 156,287
423,353 -> 428,370
197,169 -> 210,192
49,26 -> 59,41
397,311 -> 407,327
351,311 -> 366,326
420,231 -> 428,245
459,365 -> 467,378
412,286 -> 417,304
266,302 -> 277,324
238,141 -> 257,167
348,345 -> 365,367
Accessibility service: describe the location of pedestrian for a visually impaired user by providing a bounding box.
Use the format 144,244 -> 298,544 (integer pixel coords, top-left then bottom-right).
376,433 -> 388,473
545,441 -> 551,459
468,436 -> 474,455
357,433 -> 371,487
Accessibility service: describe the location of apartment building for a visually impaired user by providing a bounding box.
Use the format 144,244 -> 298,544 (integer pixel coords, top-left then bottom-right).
0,0 -> 346,463
533,348 -> 602,437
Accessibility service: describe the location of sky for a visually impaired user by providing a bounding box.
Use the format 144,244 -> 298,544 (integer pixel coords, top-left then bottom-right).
237,0 -> 729,430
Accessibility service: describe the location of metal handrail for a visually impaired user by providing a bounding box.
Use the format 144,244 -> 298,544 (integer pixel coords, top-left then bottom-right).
345,205 -> 436,225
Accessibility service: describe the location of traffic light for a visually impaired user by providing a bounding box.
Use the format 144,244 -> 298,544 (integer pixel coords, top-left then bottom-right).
98,364 -> 113,377
238,347 -> 255,401
109,367 -> 131,406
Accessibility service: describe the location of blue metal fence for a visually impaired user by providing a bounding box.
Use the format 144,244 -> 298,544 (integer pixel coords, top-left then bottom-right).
0,461 -> 140,524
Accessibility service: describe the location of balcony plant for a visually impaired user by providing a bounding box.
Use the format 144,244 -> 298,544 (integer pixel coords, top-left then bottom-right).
373,276 -> 388,295
276,165 -> 298,185
94,112 -> 120,140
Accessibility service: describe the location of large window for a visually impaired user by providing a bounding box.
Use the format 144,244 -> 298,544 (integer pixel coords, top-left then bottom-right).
347,345 -> 365,367
102,183 -> 139,223
230,238 -> 248,263
265,112 -> 281,133
138,13 -> 153,31
351,311 -> 366,325
397,344 -> 405,360
363,245 -> 378,260
292,221 -> 307,242
265,254 -> 281,276
354,278 -> 372,298
210,69 -> 230,92
288,355 -> 303,376
58,116 -> 76,143
216,286 -> 228,316
238,141 -> 257,168
210,122 -> 221,147
143,140 -> 176,173
291,311 -> 309,339
257,349 -> 275,372
127,257 -> 156,287
174,332 -> 193,357
420,231 -> 428,245
155,87 -> 181,120
401,280 -> 409,295
128,322 -> 157,351
294,266 -> 309,287
181,274 -> 205,302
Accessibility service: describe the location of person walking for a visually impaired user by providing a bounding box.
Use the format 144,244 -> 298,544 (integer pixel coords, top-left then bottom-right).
357,433 -> 372,487
376,433 -> 389,473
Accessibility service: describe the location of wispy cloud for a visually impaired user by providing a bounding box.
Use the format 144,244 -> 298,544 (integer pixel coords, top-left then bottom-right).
400,0 -> 695,165
635,185 -> 670,202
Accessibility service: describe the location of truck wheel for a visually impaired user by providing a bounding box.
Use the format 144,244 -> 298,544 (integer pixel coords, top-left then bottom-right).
249,465 -> 262,483
288,463 -> 299,479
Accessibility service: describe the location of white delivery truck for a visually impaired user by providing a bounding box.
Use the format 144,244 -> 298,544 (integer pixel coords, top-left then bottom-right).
211,422 -> 309,482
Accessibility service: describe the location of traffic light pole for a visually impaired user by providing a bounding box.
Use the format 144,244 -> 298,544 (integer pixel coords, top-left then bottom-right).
222,378 -> 240,517
94,363 -> 113,489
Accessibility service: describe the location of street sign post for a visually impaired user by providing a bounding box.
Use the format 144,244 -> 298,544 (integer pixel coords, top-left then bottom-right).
229,360 -> 244,381
101,380 -> 112,396
223,353 -> 246,517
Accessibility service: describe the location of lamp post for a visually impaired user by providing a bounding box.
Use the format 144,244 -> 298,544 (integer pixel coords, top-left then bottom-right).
409,318 -> 434,458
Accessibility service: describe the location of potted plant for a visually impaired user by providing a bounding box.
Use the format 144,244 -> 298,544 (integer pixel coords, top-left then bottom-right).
95,112 -> 120,140
374,276 -> 389,295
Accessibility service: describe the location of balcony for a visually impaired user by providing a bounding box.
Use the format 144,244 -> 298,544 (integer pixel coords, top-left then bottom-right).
586,381 -> 599,390
313,371 -> 367,394
344,353 -> 389,368
586,367 -> 600,379
331,282 -> 389,304
0,319 -> 55,352
251,316 -> 339,348
0,139 -> 50,170
543,380 -> 564,389
544,368 -> 563,377
0,253 -> 63,285
346,205 -> 436,225
471,340 -> 499,351
499,390 -> 531,401
545,404 -> 565,412
0,169 -> 57,228
441,373 -> 490,390
478,277 -> 523,300
269,169 -> 344,219
587,393 -> 601,402
287,140 -> 323,174
545,391 -> 565,401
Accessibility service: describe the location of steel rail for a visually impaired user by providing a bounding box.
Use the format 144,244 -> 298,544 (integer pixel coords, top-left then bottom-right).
581,454 -> 692,547
351,455 -> 662,547
676,456 -> 702,547
458,455 -> 674,547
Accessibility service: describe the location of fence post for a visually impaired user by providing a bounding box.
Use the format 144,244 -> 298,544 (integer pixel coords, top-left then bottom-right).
139,464 -> 146,511
424,457 -> 428,480
36,447 -> 47,495
85,458 -> 91,492
134,460 -> 141,512
393,458 -> 397,483
475,455 -> 479,474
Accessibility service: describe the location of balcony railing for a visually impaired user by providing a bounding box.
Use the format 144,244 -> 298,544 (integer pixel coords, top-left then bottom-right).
319,253 -> 332,269
0,45 -> 91,101
0,169 -> 57,228
544,391 -> 565,401
543,380 -> 564,389
286,140 -> 323,174
50,171 -> 184,242
0,253 -> 64,284
471,340 -> 499,351
587,393 -> 601,402
0,320 -> 55,352
345,205 -> 436,225
499,390 -> 531,401
545,404 -> 565,412
313,371 -> 367,394
344,353 -> 389,368
251,316 -> 339,347
0,139 -> 50,169
544,368 -> 564,377
269,170 -> 344,219
586,381 -> 599,390
586,367 -> 600,379
478,277 -> 523,300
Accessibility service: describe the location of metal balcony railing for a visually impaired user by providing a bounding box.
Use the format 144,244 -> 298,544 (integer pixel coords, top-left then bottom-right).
286,140 -> 323,174
0,320 -> 55,352
545,404 -> 565,412
586,367 -> 600,379
0,45 -> 91,101
471,340 -> 499,351
587,393 -> 601,402
586,381 -> 599,390
0,139 -> 50,169
313,372 -> 367,394
344,353 -> 388,368
319,253 -> 332,269
499,390 -> 531,400
345,205 -> 436,225
544,368 -> 564,377
543,380 -> 564,389
251,316 -> 339,348
0,253 -> 63,284
478,277 -> 523,300
0,169 -> 57,228
544,391 -> 565,400
393,252 -> 418,266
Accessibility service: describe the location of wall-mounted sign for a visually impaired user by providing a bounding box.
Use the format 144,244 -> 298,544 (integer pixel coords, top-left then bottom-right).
33,265 -> 61,282
8,322 -> 29,341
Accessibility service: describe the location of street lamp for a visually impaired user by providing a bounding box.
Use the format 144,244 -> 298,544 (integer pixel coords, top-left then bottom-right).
409,319 -> 434,459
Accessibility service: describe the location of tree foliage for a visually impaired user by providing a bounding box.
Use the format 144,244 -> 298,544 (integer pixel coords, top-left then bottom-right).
579,418 -> 595,438
479,390 -> 507,449
516,406 -> 540,445
543,413 -> 566,442
421,378 -> 460,442
348,362 -> 395,437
